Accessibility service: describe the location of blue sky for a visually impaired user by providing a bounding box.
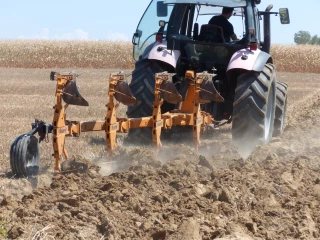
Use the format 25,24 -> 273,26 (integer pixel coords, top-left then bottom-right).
0,0 -> 316,44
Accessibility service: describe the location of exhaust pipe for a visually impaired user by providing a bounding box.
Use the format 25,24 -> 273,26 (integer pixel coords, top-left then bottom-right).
261,4 -> 273,54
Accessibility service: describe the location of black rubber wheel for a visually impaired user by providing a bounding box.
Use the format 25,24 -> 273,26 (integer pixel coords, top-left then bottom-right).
10,134 -> 40,177
126,59 -> 175,143
273,81 -> 288,136
232,64 -> 277,156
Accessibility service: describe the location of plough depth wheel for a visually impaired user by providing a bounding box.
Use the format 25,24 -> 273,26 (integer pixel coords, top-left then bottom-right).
10,134 -> 40,177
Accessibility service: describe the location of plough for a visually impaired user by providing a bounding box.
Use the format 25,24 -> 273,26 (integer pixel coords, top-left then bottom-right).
10,70 -> 224,177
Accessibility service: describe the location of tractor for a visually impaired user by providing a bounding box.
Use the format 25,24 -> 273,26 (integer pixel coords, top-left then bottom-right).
9,0 -> 290,177
129,0 -> 289,153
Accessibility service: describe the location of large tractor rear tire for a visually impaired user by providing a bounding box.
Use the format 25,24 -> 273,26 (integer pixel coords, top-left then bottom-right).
273,82 -> 288,136
10,134 -> 40,177
126,59 -> 174,143
127,59 -> 174,118
232,64 -> 277,156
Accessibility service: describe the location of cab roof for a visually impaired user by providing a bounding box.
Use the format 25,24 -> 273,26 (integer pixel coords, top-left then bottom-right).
164,0 -> 247,8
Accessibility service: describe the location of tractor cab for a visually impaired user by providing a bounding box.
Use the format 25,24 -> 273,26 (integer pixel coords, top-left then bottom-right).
132,0 -> 290,73
132,0 -> 250,71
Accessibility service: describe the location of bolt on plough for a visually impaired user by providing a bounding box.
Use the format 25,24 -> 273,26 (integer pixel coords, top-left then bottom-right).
10,70 -> 224,177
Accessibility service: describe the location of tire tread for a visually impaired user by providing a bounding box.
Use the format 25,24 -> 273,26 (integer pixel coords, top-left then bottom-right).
232,63 -> 277,151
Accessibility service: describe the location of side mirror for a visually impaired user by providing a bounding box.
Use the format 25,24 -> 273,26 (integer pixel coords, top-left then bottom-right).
157,1 -> 168,17
279,8 -> 290,24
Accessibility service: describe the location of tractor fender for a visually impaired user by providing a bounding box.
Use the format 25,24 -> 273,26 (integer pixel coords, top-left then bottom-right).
227,48 -> 273,73
142,40 -> 181,68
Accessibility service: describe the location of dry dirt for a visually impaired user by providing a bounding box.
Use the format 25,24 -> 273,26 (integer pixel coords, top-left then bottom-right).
1,68 -> 320,239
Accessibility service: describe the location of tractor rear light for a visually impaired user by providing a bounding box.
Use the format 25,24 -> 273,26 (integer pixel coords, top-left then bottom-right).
156,33 -> 163,43
250,42 -> 258,51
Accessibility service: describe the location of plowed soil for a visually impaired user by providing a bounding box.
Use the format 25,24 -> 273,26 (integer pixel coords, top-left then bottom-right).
1,69 -> 320,239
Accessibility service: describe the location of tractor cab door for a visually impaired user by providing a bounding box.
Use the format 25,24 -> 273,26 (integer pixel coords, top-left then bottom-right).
132,1 -> 174,61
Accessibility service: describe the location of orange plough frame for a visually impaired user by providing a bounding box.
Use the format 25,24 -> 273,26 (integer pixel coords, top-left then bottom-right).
51,70 -> 223,171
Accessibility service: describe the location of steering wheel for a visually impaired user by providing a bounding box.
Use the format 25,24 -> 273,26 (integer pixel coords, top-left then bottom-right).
230,37 -> 247,45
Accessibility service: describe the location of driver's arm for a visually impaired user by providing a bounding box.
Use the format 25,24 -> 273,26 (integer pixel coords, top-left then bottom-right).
231,34 -> 238,41
229,24 -> 238,41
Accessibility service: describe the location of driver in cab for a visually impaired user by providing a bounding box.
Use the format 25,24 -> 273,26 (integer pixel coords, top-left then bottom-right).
208,7 -> 239,43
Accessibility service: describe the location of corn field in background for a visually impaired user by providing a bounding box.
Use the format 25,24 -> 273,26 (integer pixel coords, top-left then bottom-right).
0,40 -> 319,73
271,45 -> 320,73
0,40 -> 134,69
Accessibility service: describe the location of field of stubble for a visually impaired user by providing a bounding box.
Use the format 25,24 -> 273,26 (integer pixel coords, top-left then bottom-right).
0,65 -> 320,239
